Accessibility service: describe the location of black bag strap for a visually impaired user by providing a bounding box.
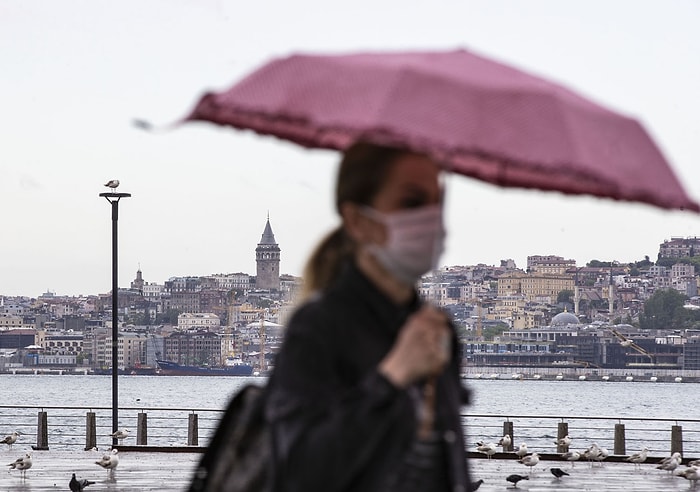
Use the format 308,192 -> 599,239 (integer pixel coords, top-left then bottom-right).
189,384 -> 269,492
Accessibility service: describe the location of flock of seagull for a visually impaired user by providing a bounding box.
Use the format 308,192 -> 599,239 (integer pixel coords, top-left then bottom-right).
474,433 -> 700,488
3,428 -> 129,489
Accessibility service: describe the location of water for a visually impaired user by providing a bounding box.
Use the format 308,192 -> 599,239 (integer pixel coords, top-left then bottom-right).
1,375 -> 698,454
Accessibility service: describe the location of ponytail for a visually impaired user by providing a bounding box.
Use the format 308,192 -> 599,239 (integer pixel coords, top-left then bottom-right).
302,226 -> 353,300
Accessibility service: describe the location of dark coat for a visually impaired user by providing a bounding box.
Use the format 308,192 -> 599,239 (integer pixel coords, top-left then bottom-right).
266,263 -> 473,492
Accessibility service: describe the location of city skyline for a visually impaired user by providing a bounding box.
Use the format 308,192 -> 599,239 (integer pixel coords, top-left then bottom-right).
1,233 -> 694,300
2,1 -> 699,297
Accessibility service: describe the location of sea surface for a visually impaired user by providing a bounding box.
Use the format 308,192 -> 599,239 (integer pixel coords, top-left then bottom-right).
1,375 -> 699,455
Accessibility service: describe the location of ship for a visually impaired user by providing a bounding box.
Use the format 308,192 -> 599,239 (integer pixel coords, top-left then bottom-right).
155,359 -> 254,376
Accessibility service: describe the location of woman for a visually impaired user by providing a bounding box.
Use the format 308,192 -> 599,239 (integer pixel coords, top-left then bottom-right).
266,142 -> 474,491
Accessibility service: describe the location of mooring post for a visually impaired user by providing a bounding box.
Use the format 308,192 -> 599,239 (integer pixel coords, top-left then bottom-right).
137,412 -> 148,445
188,413 -> 198,446
614,423 -> 626,455
502,421 -> 514,451
556,422 -> 569,453
36,411 -> 49,450
85,412 -> 97,451
671,425 -> 683,455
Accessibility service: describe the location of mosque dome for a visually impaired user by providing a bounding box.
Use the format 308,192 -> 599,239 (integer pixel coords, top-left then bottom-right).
551,311 -> 580,326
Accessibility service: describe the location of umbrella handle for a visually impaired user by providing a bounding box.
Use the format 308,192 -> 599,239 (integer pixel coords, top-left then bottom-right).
418,376 -> 436,440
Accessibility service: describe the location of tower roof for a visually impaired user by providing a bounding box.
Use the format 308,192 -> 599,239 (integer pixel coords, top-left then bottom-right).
259,218 -> 277,245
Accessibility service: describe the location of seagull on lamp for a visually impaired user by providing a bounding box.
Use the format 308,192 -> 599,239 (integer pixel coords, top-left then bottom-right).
104,179 -> 120,189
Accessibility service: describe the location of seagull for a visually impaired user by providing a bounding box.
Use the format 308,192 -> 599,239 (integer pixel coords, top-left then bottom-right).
498,434 -> 512,451
674,466 -> 700,486
506,474 -> 529,488
110,428 -> 130,442
562,450 -> 581,467
593,446 -> 609,466
554,435 -> 572,448
550,467 -> 570,479
476,442 -> 498,459
69,473 -> 96,492
657,452 -> 682,474
7,453 -> 32,479
515,443 -> 528,459
625,447 -> 649,469
1,431 -> 21,449
688,459 -> 700,468
583,443 -> 606,466
95,449 -> 119,473
104,179 -> 120,189
519,452 -> 540,474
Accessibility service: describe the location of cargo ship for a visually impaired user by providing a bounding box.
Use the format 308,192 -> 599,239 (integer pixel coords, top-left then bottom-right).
155,359 -> 254,376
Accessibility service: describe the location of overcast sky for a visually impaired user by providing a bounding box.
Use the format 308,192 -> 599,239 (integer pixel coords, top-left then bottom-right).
2,0 -> 699,297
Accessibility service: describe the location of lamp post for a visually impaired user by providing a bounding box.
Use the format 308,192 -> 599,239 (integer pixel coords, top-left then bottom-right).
100,191 -> 131,446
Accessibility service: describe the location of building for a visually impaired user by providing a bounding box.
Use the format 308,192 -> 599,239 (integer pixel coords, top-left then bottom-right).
527,255 -> 576,275
177,312 -> 220,331
163,330 -> 222,366
497,271 -> 574,304
659,237 -> 700,259
255,216 -> 281,290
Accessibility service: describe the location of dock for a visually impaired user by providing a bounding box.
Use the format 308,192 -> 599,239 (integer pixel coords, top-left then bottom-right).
2,449 -> 698,491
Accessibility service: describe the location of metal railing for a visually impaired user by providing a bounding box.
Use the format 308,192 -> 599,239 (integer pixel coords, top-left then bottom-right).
1,405 -> 698,457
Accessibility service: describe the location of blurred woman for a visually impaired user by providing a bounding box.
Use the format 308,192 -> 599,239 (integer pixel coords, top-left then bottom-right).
266,142 -> 473,492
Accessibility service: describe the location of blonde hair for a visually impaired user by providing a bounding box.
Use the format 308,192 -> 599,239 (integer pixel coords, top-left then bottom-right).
301,142 -> 407,297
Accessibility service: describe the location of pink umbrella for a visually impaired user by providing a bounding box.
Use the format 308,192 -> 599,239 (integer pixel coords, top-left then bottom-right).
184,48 -> 698,212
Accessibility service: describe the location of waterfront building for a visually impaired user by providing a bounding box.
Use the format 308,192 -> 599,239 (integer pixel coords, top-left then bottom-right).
163,330 -> 221,366
102,332 -> 149,369
255,216 -> 281,291
0,329 -> 35,349
35,330 -> 86,357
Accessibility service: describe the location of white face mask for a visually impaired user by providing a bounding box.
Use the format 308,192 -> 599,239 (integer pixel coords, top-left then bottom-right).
362,204 -> 446,286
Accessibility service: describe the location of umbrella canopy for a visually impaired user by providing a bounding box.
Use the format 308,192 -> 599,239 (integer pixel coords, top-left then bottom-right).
185,48 -> 699,212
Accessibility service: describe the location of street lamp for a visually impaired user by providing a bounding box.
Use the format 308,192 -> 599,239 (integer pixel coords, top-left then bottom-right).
100,191 -> 131,446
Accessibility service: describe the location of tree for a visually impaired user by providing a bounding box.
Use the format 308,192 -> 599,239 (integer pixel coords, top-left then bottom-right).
639,289 -> 690,330
557,290 -> 574,304
482,322 -> 509,341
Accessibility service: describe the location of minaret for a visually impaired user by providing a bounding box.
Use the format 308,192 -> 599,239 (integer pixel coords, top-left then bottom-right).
255,215 -> 281,290
608,266 -> 614,315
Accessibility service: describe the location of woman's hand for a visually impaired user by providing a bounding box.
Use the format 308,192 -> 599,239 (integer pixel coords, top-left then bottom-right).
378,305 -> 452,388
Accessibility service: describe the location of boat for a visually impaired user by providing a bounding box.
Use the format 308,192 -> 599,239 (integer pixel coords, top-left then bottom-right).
155,360 -> 254,376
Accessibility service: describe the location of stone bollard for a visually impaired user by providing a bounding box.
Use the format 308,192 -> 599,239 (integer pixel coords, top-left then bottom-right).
614,423 -> 626,455
556,422 -> 569,453
671,425 -> 683,455
188,413 -> 198,446
35,411 -> 49,450
137,412 -> 148,445
502,421 -> 514,452
85,412 -> 97,451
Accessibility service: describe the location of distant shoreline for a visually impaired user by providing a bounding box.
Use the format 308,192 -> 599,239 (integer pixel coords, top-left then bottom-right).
462,365 -> 700,382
